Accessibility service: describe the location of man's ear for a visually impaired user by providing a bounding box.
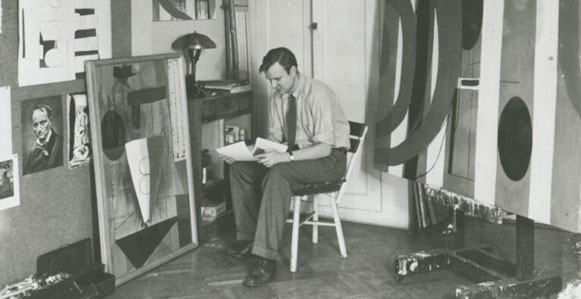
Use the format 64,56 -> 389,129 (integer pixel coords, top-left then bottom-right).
289,66 -> 297,76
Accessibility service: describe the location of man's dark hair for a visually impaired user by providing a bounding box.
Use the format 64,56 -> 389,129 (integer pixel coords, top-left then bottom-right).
259,47 -> 298,74
32,104 -> 53,119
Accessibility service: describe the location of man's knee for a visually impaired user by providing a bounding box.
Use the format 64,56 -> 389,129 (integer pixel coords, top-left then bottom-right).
262,164 -> 291,189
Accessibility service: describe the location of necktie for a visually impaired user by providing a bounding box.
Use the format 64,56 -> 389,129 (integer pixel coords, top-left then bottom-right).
286,94 -> 297,151
35,142 -> 49,156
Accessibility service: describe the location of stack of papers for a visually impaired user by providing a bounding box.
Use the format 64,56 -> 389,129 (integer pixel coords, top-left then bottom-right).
216,138 -> 287,161
202,80 -> 251,93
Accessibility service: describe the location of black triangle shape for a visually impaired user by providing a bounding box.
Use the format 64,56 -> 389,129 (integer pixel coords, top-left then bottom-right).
116,217 -> 177,268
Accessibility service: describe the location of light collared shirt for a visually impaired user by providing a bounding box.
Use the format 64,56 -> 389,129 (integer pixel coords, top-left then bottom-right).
268,73 -> 350,150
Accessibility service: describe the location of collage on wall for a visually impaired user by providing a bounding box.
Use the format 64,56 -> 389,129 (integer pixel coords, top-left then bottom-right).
17,0 -> 112,86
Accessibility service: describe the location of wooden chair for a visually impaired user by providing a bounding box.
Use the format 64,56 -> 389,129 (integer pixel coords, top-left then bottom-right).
286,121 -> 368,272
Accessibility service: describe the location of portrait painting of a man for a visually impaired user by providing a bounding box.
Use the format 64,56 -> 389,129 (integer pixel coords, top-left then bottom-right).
21,96 -> 64,175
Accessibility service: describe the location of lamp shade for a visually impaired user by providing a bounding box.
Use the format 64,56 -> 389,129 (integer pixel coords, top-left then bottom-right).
171,32 -> 216,50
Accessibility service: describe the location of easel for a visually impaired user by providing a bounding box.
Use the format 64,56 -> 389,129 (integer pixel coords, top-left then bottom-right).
395,208 -> 562,298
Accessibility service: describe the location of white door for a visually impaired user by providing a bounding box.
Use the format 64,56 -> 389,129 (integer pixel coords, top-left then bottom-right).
250,0 -> 394,226
310,0 -> 384,223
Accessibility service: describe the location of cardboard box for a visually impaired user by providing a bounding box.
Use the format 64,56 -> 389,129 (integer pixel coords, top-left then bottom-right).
201,201 -> 226,222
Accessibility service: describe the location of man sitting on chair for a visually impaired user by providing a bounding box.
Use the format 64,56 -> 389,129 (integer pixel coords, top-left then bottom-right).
220,47 -> 350,287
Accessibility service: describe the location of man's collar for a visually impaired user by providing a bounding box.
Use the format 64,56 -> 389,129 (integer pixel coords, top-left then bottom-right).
37,129 -> 53,147
289,72 -> 303,99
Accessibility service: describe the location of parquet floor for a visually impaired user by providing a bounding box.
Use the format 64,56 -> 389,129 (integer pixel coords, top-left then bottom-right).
107,216 -> 578,299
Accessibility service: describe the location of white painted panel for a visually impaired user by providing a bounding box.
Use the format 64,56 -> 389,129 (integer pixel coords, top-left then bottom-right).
528,0 -> 558,224
474,1 -> 504,205
426,11 -> 446,188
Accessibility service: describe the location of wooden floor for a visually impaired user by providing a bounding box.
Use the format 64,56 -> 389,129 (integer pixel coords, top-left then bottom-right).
107,215 -> 578,299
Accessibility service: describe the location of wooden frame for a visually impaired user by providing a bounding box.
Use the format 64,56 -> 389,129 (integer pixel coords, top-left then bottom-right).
224,0 -> 250,80
86,53 -> 198,285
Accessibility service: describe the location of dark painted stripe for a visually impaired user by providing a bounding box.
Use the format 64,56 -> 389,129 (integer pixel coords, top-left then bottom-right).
75,29 -> 96,39
127,86 -> 168,105
75,9 -> 95,16
75,50 -> 99,56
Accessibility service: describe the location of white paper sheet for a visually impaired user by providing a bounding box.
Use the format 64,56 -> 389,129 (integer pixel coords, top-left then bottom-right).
216,138 -> 288,162
0,87 -> 12,158
254,137 -> 288,154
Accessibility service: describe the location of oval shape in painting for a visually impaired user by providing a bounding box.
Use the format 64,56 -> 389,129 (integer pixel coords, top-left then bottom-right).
462,0 -> 483,50
101,110 -> 126,161
497,97 -> 532,181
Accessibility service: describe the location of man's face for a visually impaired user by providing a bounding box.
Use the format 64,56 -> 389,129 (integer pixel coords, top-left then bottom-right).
32,109 -> 51,143
265,62 -> 296,95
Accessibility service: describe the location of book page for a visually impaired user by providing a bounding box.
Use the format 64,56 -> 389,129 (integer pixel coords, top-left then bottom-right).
216,141 -> 257,161
253,137 -> 288,155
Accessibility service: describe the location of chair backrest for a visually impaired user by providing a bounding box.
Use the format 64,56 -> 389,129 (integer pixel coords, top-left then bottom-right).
337,121 -> 368,204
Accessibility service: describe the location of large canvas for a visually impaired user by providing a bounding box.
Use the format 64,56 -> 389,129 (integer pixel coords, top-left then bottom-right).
86,54 -> 197,284
375,0 -> 581,232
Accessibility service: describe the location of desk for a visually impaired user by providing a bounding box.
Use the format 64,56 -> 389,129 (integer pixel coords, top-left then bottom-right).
187,90 -> 253,241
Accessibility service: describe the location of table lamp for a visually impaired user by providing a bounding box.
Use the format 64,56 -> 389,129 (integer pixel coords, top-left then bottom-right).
172,31 -> 216,97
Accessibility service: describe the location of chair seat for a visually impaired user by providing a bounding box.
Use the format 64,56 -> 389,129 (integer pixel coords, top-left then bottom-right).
292,179 -> 346,196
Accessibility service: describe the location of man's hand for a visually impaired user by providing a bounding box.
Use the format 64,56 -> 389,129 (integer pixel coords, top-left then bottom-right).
218,154 -> 236,164
256,149 -> 288,168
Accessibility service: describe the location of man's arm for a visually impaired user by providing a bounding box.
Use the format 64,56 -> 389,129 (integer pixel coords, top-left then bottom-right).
291,142 -> 331,161
256,142 -> 331,168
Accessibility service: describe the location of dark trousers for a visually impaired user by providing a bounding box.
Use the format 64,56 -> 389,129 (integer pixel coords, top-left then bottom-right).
229,148 -> 346,260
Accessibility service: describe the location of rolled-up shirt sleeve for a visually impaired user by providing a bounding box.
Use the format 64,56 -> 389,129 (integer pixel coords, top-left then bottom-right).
310,90 -> 336,146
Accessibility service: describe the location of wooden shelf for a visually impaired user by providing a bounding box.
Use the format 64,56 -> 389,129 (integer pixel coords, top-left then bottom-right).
187,90 -> 252,241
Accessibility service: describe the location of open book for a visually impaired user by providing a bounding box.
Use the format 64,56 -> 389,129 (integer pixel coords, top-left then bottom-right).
216,137 -> 288,161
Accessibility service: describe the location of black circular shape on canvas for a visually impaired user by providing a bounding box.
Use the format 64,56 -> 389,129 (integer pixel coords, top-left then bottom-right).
497,97 -> 532,181
101,111 -> 126,161
462,0 -> 483,50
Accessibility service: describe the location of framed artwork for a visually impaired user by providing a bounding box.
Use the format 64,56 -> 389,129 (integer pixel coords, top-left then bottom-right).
20,95 -> 64,175
152,0 -> 215,21
85,53 -> 198,284
67,93 -> 91,169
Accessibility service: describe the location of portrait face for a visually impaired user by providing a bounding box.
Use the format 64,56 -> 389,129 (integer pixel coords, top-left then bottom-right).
32,108 -> 52,143
265,62 -> 297,95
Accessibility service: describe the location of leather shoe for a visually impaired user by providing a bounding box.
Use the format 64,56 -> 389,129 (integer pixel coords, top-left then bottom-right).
225,241 -> 253,258
243,257 -> 276,287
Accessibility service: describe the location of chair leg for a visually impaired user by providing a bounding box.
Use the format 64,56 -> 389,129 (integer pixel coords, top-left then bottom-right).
312,196 -> 319,244
290,196 -> 301,272
331,198 -> 347,258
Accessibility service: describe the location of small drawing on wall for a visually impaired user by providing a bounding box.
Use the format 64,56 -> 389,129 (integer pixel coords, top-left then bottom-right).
0,154 -> 20,211
152,0 -> 213,21
68,93 -> 91,169
153,0 -> 195,21
21,96 -> 64,175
